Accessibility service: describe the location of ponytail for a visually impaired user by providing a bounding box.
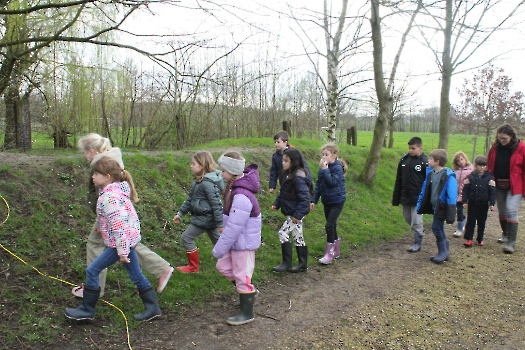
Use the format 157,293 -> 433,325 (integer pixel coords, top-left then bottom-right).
338,158 -> 348,177
121,170 -> 139,202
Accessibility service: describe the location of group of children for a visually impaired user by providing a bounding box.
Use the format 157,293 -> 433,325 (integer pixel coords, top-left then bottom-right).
393,137 -> 497,264
65,131 -> 347,326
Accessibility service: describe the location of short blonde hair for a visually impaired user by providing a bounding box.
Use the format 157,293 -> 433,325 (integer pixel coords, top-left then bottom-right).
78,133 -> 111,153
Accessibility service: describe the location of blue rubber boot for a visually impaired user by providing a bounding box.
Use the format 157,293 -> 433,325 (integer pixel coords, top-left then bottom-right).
65,287 -> 100,320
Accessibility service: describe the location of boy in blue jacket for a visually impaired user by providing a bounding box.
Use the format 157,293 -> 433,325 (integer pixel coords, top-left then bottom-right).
417,149 -> 458,264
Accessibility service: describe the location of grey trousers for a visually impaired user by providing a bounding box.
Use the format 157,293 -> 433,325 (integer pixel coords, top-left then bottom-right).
86,222 -> 170,295
402,205 -> 424,236
181,223 -> 221,250
495,187 -> 522,222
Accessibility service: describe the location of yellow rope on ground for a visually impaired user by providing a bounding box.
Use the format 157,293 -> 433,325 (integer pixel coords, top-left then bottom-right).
0,194 -> 133,350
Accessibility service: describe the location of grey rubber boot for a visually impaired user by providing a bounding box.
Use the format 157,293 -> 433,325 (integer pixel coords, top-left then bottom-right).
134,287 -> 162,321
226,291 -> 256,325
232,280 -> 258,307
407,233 -> 423,252
273,242 -> 293,272
289,246 -> 308,273
65,287 -> 100,320
430,239 -> 448,264
503,222 -> 518,254
498,219 -> 509,243
431,240 -> 450,262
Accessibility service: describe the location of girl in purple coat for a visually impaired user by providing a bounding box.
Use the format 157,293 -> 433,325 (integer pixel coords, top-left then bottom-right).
213,152 -> 261,326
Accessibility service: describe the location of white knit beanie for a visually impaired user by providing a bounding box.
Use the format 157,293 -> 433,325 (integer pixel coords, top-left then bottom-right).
91,147 -> 125,170
218,154 -> 245,175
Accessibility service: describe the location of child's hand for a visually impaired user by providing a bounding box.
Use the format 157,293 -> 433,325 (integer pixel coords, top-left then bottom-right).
292,217 -> 299,224
310,203 -> 315,211
219,227 -> 224,233
173,215 -> 180,224
269,188 -> 274,194
463,203 -> 468,209
94,226 -> 100,234
490,205 -> 495,211
319,159 -> 328,169
120,256 -> 130,263
271,205 -> 277,211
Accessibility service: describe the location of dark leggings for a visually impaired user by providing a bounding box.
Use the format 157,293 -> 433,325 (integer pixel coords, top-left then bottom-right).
464,202 -> 489,243
324,203 -> 345,243
456,202 -> 465,222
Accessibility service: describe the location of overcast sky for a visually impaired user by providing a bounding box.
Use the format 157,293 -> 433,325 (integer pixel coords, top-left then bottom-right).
121,0 -> 525,111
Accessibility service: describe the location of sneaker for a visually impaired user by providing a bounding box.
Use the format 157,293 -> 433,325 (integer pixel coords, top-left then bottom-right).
477,241 -> 484,246
157,267 -> 174,293
453,231 -> 463,237
464,240 -> 473,247
71,286 -> 84,298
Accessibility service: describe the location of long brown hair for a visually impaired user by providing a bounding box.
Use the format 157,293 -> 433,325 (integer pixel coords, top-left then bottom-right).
321,143 -> 348,176
192,151 -> 216,181
452,151 -> 471,170
223,151 -> 244,213
92,156 -> 139,202
494,123 -> 519,152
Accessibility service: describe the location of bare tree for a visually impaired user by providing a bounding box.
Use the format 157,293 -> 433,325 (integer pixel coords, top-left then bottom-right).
417,0 -> 525,150
360,0 -> 422,185
454,64 -> 524,153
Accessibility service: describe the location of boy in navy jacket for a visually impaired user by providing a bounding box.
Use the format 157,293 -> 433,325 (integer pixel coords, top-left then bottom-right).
462,155 -> 496,247
417,149 -> 458,264
269,131 -> 311,193
392,137 -> 428,252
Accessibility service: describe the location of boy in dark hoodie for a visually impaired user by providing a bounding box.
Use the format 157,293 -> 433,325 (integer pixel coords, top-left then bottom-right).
392,137 -> 428,252
417,149 -> 458,264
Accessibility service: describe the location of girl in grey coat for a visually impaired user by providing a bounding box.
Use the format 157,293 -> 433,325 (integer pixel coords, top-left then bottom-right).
173,151 -> 225,273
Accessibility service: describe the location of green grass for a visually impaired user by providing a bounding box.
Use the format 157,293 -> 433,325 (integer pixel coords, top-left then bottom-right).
0,132 -> 480,346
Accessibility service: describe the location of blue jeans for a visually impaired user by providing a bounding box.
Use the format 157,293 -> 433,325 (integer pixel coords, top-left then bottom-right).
85,246 -> 151,291
431,217 -> 446,243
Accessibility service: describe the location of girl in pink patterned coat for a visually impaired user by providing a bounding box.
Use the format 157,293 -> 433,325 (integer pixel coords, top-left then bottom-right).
65,156 -> 161,322
452,151 -> 473,237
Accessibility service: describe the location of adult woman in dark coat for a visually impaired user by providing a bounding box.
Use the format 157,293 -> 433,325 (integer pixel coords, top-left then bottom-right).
487,124 -> 525,253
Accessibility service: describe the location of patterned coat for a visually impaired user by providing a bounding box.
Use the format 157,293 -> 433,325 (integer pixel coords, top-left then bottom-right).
97,182 -> 141,257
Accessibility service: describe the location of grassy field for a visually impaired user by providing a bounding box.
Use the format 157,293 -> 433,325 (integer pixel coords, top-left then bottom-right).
0,133 -> 479,345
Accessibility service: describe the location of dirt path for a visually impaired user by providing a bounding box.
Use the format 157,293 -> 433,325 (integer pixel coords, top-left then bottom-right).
50,206 -> 519,350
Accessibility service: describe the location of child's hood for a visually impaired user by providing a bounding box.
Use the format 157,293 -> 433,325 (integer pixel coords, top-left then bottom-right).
100,182 -> 131,198
232,164 -> 260,194
91,147 -> 124,170
203,170 -> 225,191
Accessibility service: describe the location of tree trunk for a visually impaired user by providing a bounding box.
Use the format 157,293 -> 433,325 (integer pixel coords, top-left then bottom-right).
438,0 -> 453,151
360,0 -> 392,185
3,83 -> 18,150
388,124 -> 394,148
18,91 -> 32,152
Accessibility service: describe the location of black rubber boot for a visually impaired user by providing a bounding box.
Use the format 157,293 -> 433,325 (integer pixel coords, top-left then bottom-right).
503,222 -> 518,254
407,233 -> 423,252
498,219 -> 509,243
289,245 -> 308,273
273,242 -> 293,272
232,280 -> 258,307
134,287 -> 162,321
65,287 -> 100,320
430,239 -> 448,264
226,291 -> 256,325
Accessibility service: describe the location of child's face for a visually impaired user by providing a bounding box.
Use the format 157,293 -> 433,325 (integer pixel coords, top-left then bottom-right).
92,172 -> 111,187
321,149 -> 337,164
282,155 -> 291,171
475,164 -> 487,174
457,156 -> 466,168
83,149 -> 97,163
190,158 -> 204,175
408,145 -> 423,157
275,138 -> 288,151
221,169 -> 234,182
428,157 -> 439,169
